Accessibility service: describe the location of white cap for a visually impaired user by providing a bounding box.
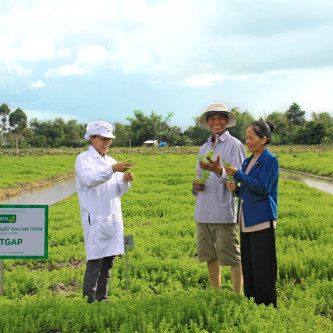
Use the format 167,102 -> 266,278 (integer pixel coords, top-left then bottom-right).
84,121 -> 116,140
198,103 -> 237,130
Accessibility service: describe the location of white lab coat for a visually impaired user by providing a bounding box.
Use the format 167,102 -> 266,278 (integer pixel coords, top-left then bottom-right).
75,146 -> 131,260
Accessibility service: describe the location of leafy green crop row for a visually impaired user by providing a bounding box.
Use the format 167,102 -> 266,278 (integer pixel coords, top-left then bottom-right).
0,153 -> 332,332
0,155 -> 76,188
274,151 -> 333,177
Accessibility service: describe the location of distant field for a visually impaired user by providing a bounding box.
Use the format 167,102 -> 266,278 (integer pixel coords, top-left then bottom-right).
1,145 -> 332,192
275,150 -> 333,178
1,144 -> 332,157
0,145 -> 332,201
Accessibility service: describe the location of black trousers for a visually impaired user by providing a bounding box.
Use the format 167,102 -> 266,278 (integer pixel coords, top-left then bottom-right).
241,223 -> 277,307
83,256 -> 115,303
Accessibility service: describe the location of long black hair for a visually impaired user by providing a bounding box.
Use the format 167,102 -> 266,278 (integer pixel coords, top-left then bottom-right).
248,120 -> 276,145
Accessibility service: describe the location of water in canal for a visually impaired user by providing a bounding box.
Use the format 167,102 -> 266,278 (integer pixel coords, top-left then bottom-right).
0,180 -> 77,206
280,170 -> 333,195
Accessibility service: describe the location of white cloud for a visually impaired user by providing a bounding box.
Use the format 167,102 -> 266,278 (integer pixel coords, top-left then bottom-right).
46,64 -> 85,77
20,34 -> 55,62
25,108 -> 77,122
56,47 -> 73,59
45,45 -> 112,77
285,67 -> 333,113
30,80 -> 45,88
76,45 -> 111,71
15,65 -> 32,76
1,0 -> 332,83
181,74 -> 225,87
0,0 -> 333,124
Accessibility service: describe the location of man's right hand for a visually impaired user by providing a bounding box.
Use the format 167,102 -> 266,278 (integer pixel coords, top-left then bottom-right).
200,155 -> 222,176
193,179 -> 205,191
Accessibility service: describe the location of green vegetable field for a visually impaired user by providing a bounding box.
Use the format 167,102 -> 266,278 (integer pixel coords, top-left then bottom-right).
0,155 -> 76,187
0,150 -> 332,332
274,151 -> 333,178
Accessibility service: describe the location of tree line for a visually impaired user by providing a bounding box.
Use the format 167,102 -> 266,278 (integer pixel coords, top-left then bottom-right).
0,102 -> 332,148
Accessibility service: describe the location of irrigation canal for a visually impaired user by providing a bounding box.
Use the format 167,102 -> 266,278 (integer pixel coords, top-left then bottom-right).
0,170 -> 332,206
0,180 -> 77,206
279,169 -> 333,195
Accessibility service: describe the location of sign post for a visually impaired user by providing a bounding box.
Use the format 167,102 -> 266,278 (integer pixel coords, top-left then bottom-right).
123,235 -> 134,294
1,259 -> 3,297
0,205 -> 48,296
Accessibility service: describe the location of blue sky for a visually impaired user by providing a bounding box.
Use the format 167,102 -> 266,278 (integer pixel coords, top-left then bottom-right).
1,0 -> 333,130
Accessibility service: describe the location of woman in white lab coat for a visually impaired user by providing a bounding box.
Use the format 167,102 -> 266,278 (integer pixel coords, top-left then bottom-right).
75,121 -> 134,303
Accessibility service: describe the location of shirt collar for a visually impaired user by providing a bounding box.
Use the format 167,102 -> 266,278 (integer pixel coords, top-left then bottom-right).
210,130 -> 229,143
89,145 -> 106,159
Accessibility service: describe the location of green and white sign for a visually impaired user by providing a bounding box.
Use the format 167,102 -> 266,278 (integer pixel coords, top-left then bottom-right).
0,205 -> 48,259
0,215 -> 17,223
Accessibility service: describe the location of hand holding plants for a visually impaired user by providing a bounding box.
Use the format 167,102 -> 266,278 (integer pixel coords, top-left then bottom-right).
193,179 -> 205,191
123,170 -> 134,183
199,155 -> 222,176
112,161 -> 132,173
224,164 -> 238,177
226,180 -> 236,193
224,164 -> 238,193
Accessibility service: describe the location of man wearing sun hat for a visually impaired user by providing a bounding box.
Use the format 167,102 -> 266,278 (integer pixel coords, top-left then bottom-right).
193,103 -> 245,293
75,120 -> 134,303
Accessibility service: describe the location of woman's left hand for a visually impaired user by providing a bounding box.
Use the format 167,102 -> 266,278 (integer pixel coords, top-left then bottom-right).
123,171 -> 134,183
226,181 -> 236,192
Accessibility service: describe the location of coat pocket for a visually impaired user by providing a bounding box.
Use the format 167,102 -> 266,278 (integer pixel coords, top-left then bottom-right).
90,214 -> 114,240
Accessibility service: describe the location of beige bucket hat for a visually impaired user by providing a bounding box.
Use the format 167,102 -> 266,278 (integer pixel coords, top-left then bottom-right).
199,103 -> 237,130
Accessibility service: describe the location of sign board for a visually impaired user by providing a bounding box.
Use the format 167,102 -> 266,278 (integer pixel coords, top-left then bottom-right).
124,235 -> 134,248
0,205 -> 48,259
